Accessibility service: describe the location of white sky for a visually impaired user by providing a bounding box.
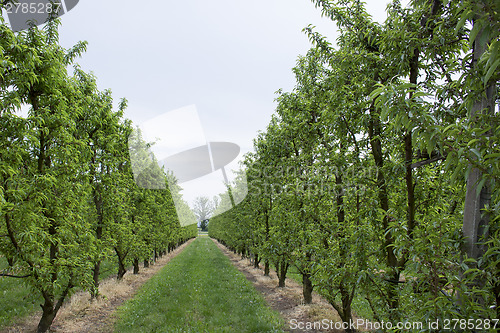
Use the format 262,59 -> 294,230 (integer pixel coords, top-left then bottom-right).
7,0 -> 404,206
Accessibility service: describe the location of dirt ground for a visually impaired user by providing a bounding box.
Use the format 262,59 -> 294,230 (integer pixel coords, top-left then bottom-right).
1,239 -> 194,333
213,239 -> 344,333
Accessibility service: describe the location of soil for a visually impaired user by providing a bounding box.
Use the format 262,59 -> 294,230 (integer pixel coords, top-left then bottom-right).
212,239 -> 345,333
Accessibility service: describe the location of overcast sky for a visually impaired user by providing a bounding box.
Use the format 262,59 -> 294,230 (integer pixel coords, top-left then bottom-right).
6,0 -> 399,207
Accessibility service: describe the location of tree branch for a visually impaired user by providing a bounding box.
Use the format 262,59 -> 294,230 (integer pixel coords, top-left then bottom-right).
54,279 -> 73,314
0,273 -> 31,278
411,154 -> 446,169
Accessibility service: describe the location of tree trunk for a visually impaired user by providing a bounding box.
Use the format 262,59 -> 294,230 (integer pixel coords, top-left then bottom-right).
117,260 -> 126,280
91,261 -> 101,299
278,260 -> 289,288
6,256 -> 14,267
37,281 -> 72,333
253,253 -> 260,268
368,99 -> 399,315
144,259 -> 150,268
461,22 -> 496,312
133,259 -> 139,274
264,260 -> 270,276
327,282 -> 355,333
302,273 -> 313,304
340,282 -> 354,333
90,147 -> 104,299
264,202 -> 271,275
405,42 -> 420,249
462,23 -> 495,261
115,248 -> 127,280
38,299 -> 56,333
404,132 -> 416,238
335,165 -> 355,325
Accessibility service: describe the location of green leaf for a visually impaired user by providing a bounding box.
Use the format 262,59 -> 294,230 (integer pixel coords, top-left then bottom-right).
369,85 -> 384,101
467,138 -> 480,147
380,106 -> 389,122
455,14 -> 468,35
484,153 -> 500,159
468,22 -> 481,48
470,148 -> 481,160
442,124 -> 455,133
398,82 -> 416,90
484,40 -> 499,67
476,177 -> 487,197
483,58 -> 500,86
412,91 -> 428,99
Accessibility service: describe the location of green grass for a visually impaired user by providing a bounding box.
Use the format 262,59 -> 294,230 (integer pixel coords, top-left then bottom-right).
114,237 -> 284,333
0,257 -> 42,329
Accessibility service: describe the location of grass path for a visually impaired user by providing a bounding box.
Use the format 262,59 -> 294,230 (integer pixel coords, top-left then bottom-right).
114,237 -> 284,333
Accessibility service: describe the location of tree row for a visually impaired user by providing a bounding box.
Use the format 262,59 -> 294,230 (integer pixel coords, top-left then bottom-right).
210,0 -> 499,331
0,18 -> 197,333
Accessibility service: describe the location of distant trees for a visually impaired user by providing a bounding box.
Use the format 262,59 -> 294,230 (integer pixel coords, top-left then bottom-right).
200,219 -> 209,232
193,196 -> 217,230
0,16 -> 197,333
210,0 -> 499,330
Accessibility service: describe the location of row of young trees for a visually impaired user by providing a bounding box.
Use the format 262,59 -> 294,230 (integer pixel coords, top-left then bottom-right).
0,16 -> 197,333
210,0 -> 499,331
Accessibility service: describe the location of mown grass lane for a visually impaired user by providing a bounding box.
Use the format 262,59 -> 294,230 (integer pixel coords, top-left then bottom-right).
114,237 -> 283,333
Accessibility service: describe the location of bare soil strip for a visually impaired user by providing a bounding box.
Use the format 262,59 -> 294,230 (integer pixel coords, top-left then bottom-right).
1,239 -> 194,333
212,238 -> 345,333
